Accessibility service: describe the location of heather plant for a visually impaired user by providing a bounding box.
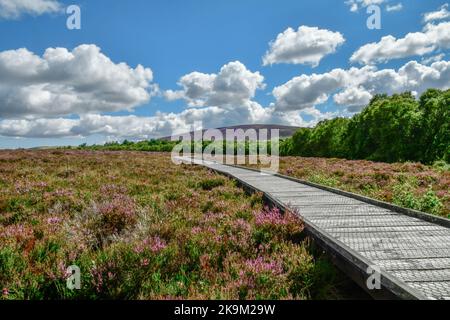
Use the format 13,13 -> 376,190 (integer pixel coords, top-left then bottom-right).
393,184 -> 444,216
0,150 -> 355,300
197,177 -> 226,191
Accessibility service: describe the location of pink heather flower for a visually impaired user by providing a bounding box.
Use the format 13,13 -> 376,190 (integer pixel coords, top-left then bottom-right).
205,226 -> 217,234
100,184 -> 128,196
14,182 -> 31,194
191,227 -> 202,235
134,243 -> 144,254
99,194 -> 136,219
245,257 -> 283,275
1,224 -> 34,241
47,217 -> 62,224
149,236 -> 167,253
91,266 -> 104,293
232,219 -> 251,233
53,189 -> 74,197
141,259 -> 149,267
135,236 -> 167,254
254,207 -> 287,226
2,288 -> 9,296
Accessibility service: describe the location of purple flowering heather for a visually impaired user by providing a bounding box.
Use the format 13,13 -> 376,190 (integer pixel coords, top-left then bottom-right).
245,257 -> 284,275
254,207 -> 286,226
135,236 -> 167,254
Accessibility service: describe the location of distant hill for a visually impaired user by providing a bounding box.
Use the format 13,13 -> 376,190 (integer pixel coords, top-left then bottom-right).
160,124 -> 300,141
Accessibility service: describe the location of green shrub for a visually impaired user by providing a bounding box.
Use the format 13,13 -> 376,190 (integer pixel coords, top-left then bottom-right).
198,178 -> 225,190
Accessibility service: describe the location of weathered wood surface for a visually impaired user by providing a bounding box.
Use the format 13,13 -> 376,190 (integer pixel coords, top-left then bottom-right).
176,157 -> 450,300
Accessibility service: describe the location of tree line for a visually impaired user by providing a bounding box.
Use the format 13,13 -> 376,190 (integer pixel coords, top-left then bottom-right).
280,89 -> 449,164
78,89 -> 449,164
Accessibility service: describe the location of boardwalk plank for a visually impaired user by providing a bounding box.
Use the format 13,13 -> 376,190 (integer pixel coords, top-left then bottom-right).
372,258 -> 450,271
407,282 -> 450,300
325,225 -> 444,233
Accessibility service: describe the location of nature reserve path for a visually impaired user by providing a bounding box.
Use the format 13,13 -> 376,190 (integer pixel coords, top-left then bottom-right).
176,156 -> 450,300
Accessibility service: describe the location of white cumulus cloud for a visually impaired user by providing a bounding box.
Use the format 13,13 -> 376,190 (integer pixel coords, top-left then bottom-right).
345,0 -> 386,12
262,26 -> 345,67
0,0 -> 62,19
423,3 -> 450,23
350,21 -> 450,65
422,53 -> 446,65
386,3 -> 403,12
0,106 -> 319,139
1,60 -> 335,139
0,44 -> 156,118
164,61 -> 265,109
272,60 -> 450,112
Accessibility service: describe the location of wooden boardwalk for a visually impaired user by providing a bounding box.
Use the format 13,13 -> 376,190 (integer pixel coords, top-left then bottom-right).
176,156 -> 450,300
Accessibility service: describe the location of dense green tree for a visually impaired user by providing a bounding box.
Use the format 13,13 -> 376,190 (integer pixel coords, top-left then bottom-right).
418,89 -> 450,163
308,118 -> 350,158
345,92 -> 422,162
291,128 -> 313,156
286,90 -> 449,164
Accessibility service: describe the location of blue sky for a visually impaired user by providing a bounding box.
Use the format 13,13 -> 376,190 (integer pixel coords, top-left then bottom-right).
0,0 -> 449,148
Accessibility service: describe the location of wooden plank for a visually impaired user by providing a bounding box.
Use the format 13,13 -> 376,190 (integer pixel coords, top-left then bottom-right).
293,205 -> 395,215
340,239 -> 450,252
361,248 -> 450,260
269,191 -> 336,196
372,258 -> 450,271
304,213 -> 398,219
279,197 -> 364,206
326,225 -> 444,233
330,231 -> 450,242
390,269 -> 450,282
310,217 -> 427,229
407,282 -> 450,300
332,232 -> 450,241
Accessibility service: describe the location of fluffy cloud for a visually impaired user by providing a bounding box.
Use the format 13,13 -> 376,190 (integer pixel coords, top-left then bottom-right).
163,61 -> 317,128
1,60 -> 327,139
262,26 -> 345,67
0,106 -> 319,139
333,87 -> 373,112
272,69 -> 347,111
3,59 -> 449,140
345,0 -> 386,12
163,60 -> 268,125
386,3 -> 403,12
272,60 -> 450,112
422,53 -> 445,65
350,22 -> 450,64
0,44 -> 156,118
423,4 -> 450,23
0,118 -> 75,138
165,61 -> 265,108
0,0 -> 61,19
1,58 -> 329,140
0,112 -> 214,139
